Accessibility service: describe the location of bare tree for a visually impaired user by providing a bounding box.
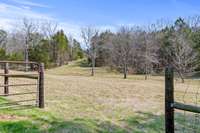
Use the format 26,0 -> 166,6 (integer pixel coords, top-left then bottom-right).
143,25 -> 159,80
41,20 -> 58,39
110,26 -> 135,79
6,32 -> 24,54
186,15 -> 200,30
170,32 -> 198,83
0,29 -> 7,50
81,26 -> 99,76
18,18 -> 38,71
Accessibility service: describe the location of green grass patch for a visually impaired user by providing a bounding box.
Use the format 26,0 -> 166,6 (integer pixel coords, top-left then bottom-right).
0,97 -> 166,133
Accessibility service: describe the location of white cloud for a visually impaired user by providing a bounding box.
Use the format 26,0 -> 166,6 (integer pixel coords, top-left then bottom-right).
0,2 -> 56,30
21,5 -> 31,10
0,18 -> 13,30
9,0 -> 50,8
0,2 -> 116,46
0,3 -> 53,20
0,2 -> 84,43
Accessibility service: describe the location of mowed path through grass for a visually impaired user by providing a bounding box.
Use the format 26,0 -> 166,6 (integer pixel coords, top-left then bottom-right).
0,60 -> 197,132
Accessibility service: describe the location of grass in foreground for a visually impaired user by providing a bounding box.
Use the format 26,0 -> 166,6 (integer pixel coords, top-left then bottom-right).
0,97 -> 165,133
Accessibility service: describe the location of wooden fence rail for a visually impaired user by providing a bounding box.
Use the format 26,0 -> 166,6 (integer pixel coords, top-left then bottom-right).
0,61 -> 44,108
173,102 -> 200,114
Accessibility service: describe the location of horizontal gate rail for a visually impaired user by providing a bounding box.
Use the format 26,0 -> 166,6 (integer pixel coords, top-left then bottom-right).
0,61 -> 38,65
0,92 -> 37,96
172,102 -> 200,114
0,83 -> 38,87
0,74 -> 39,79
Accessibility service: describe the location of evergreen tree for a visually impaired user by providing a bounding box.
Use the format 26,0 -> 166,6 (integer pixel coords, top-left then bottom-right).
52,30 -> 69,66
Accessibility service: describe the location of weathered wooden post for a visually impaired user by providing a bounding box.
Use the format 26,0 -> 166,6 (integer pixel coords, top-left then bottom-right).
4,62 -> 9,95
38,63 -> 44,108
165,66 -> 174,133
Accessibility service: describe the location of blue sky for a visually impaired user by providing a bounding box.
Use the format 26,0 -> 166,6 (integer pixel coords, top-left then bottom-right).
0,0 -> 200,41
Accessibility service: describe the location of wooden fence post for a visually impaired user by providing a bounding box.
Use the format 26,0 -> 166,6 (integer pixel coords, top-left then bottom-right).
38,63 -> 44,108
4,62 -> 9,95
165,66 -> 174,133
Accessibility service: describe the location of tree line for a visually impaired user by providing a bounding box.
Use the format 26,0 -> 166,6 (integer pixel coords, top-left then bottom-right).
83,16 -> 200,81
0,16 -> 200,81
0,18 -> 84,68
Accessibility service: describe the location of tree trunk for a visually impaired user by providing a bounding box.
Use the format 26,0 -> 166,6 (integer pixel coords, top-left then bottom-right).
145,74 -> 147,80
124,63 -> 127,79
178,71 -> 184,83
70,46 -> 73,61
145,40 -> 148,80
25,40 -> 29,72
180,75 -> 185,83
91,56 -> 95,76
145,64 -> 148,80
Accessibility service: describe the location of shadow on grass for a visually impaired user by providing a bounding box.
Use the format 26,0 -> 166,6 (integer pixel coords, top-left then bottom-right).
0,104 -> 197,133
48,118 -> 128,133
121,112 -> 165,133
0,110 -> 165,133
45,111 -> 166,133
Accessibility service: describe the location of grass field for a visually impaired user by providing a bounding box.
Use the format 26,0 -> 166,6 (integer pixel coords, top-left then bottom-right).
0,60 -> 199,133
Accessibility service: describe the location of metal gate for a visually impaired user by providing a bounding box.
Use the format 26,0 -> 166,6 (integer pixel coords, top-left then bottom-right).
0,61 -> 44,109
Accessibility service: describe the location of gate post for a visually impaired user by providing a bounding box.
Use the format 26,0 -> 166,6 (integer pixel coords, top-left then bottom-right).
4,62 -> 9,95
38,63 -> 44,108
165,66 -> 174,133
